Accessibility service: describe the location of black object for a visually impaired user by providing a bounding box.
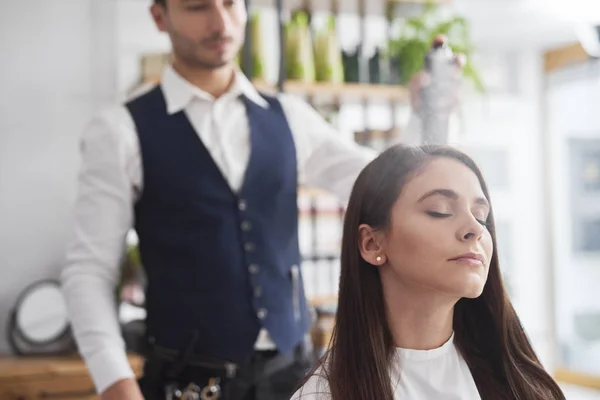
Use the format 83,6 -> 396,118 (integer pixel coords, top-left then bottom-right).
276,0 -> 286,91
140,339 -> 313,400
368,48 -> 382,84
342,46 -> 360,83
121,319 -> 148,354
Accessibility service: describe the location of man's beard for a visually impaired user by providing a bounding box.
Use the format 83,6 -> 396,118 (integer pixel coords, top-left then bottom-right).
171,30 -> 236,70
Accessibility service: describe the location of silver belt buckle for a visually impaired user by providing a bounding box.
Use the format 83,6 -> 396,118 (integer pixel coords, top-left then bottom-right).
166,379 -> 220,400
180,382 -> 201,400
199,378 -> 221,399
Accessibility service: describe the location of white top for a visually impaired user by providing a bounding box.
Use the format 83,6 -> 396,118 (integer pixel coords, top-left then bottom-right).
291,333 -> 482,400
60,64 -> 379,394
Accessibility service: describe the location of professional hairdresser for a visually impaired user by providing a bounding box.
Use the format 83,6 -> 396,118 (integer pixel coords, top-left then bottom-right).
60,0 -> 462,399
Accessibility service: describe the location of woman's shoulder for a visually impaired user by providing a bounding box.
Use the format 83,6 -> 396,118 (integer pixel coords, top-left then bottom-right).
289,368 -> 332,400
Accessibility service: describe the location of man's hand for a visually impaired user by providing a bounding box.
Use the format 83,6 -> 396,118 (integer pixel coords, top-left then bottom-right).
100,378 -> 144,400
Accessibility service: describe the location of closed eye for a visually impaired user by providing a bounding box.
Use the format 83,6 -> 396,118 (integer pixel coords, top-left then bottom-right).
476,218 -> 489,227
426,211 -> 451,218
427,211 -> 489,227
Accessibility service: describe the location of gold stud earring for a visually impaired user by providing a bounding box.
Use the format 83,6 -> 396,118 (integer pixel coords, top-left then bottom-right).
376,256 -> 382,262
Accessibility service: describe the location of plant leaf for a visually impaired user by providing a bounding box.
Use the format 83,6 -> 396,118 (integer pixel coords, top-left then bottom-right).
387,2 -> 485,89
463,61 -> 486,93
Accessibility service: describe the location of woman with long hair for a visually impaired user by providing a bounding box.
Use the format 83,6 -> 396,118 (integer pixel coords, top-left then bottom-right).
291,144 -> 565,400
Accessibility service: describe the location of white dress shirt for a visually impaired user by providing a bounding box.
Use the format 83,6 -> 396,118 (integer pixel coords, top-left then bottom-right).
290,333 -> 482,400
60,64 -> 378,394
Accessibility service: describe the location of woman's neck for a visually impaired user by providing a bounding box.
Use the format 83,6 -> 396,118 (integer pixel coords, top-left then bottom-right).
382,279 -> 456,350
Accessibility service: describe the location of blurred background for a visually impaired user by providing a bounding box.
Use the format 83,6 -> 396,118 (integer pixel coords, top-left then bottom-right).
1,0 -> 600,398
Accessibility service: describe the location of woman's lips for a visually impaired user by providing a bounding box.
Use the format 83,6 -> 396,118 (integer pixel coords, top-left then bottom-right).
449,252 -> 484,267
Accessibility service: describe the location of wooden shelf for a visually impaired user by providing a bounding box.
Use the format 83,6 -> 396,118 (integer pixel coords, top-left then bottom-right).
309,295 -> 339,307
253,80 -> 409,102
141,77 -> 408,102
544,43 -> 589,73
391,0 -> 451,3
299,187 -> 335,198
554,368 -> 600,391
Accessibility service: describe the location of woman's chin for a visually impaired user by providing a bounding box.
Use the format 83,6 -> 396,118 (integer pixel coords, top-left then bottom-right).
460,282 -> 486,299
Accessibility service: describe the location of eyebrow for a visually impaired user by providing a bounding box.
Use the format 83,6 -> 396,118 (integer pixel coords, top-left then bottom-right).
417,188 -> 489,208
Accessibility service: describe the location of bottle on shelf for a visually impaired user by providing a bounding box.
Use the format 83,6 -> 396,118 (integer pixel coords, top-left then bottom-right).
285,11 -> 316,83
341,45 -> 360,83
314,15 -> 344,84
368,47 -> 382,84
249,11 -> 265,81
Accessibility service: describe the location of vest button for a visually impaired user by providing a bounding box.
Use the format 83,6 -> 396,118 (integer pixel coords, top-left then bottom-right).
238,199 -> 247,211
244,242 -> 255,252
254,286 -> 262,297
249,264 -> 259,274
257,308 -> 268,320
241,221 -> 252,231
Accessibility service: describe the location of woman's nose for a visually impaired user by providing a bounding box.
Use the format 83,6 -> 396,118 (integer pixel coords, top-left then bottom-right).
457,217 -> 485,242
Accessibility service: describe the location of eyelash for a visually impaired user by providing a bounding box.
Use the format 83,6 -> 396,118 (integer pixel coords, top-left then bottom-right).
426,211 -> 488,227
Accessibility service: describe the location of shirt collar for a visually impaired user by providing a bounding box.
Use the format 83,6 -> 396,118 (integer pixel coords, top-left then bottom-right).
160,64 -> 269,115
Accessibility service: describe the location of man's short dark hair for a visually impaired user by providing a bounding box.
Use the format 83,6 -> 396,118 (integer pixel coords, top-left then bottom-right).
155,0 -> 166,6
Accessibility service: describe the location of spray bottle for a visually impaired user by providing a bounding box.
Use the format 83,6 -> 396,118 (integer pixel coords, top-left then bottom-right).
419,35 -> 462,145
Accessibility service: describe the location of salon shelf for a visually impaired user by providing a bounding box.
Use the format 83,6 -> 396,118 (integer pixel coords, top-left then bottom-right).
309,295 -> 339,307
391,0 -> 451,3
253,80 -> 410,102
298,187 -> 335,198
140,77 -> 409,102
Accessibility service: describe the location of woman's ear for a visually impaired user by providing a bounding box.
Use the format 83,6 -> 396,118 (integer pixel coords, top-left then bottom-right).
358,224 -> 386,266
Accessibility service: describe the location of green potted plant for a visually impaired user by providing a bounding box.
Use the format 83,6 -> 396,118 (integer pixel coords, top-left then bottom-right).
386,2 -> 485,92
314,15 -> 345,83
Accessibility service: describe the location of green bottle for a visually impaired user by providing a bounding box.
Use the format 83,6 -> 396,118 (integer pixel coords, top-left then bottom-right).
285,11 -> 315,82
314,15 -> 344,83
250,11 -> 265,81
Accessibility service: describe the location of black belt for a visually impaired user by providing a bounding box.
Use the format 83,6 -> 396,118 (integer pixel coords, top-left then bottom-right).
140,336 -> 312,400
151,344 -> 299,381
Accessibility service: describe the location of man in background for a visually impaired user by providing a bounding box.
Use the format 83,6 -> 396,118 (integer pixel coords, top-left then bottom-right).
61,0 -> 462,399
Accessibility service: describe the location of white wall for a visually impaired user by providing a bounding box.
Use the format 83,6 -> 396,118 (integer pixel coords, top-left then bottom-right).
547,63 -> 600,375
116,0 -> 171,99
0,0 -> 118,353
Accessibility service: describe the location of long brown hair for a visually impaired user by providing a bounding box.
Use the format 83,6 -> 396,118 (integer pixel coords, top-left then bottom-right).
306,144 -> 565,400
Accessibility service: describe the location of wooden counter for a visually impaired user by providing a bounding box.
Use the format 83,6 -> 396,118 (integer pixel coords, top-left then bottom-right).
0,353 -> 144,400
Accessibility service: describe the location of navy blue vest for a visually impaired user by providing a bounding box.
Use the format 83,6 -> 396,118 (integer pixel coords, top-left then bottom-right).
125,86 -> 310,363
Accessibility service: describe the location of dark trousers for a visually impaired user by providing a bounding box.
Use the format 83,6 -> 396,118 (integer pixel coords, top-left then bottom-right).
139,343 -> 313,400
